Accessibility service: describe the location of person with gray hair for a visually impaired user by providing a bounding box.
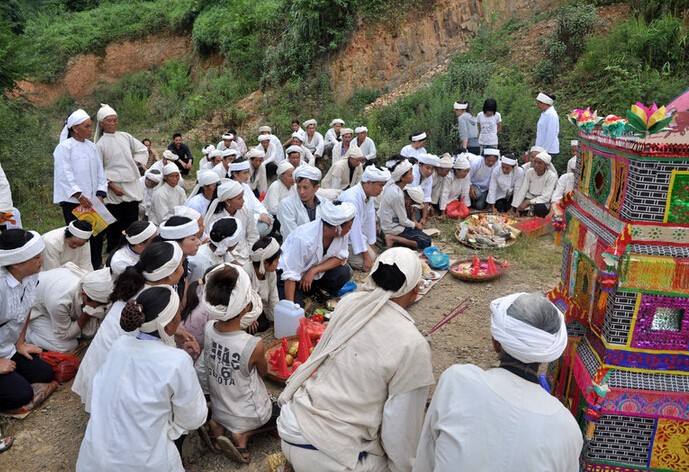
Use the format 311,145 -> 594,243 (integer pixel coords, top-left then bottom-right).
414,292 -> 583,472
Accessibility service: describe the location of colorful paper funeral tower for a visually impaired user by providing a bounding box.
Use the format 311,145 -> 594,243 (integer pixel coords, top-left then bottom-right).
550,91 -> 689,472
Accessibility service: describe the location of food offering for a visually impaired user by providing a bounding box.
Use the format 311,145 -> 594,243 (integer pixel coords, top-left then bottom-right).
455,214 -> 519,249
266,317 -> 326,383
450,255 -> 508,282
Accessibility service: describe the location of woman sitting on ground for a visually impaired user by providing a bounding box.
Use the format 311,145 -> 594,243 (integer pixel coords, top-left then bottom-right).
107,220 -> 158,276
244,237 -> 281,333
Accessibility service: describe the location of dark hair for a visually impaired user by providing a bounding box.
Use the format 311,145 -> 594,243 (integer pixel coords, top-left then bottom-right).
65,220 -> 92,239
385,154 -> 405,170
172,133 -> 182,139
110,241 -> 175,302
209,218 -> 238,244
371,262 -> 406,292
295,177 -> 319,186
409,131 -> 425,141
0,228 -> 34,251
147,169 -> 161,178
483,98 -> 498,114
540,91 -> 556,101
142,138 -> 151,145
251,237 -> 282,267
228,128 -> 237,135
205,265 -> 239,306
120,286 -> 173,332
291,119 -> 300,125
502,152 -> 518,162
159,216 -> 193,243
106,221 -> 153,268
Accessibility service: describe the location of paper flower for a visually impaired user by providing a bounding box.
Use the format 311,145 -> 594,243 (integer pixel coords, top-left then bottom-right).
625,102 -> 673,136
567,107 -> 601,134
601,114 -> 627,138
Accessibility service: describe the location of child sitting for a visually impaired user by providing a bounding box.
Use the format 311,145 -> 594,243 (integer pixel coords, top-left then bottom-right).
196,264 -> 278,464
243,237 -> 281,333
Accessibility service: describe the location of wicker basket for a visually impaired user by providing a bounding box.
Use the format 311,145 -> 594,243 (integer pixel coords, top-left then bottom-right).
450,257 -> 507,282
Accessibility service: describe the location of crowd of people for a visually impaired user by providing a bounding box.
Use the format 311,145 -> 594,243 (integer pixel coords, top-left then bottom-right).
0,93 -> 584,470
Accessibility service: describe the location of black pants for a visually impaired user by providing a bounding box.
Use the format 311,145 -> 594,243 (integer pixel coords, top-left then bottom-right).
60,202 -> 104,269
277,264 -> 352,307
494,198 -> 512,213
105,201 -> 140,253
0,353 -> 54,411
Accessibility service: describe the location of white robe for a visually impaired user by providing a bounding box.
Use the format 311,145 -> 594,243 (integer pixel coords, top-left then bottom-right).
486,165 -> 525,205
278,219 -> 349,282
535,106 -> 560,154
469,157 -> 495,192
356,136 -> 377,162
431,172 -> 452,206
212,162 -> 228,180
304,131 -> 325,158
249,164 -> 268,195
110,245 -> 140,276
322,159 -> 363,191
0,160 -> 13,212
53,138 -> 108,204
331,141 -> 352,165
264,180 -> 292,215
277,192 -> 322,239
185,192 -> 212,217
324,128 -> 339,145
76,335 -> 207,472
439,174 -> 472,211
243,263 -> 279,321
552,173 -> 575,203
379,184 -> 416,235
512,168 -> 558,207
400,145 -> 426,161
205,207 -> 258,267
96,131 -> 147,204
41,227 -> 93,272
411,165 -> 433,203
150,183 -> 186,225
27,267 -> 98,353
187,243 -> 237,283
414,364 -> 582,472
339,184 -> 376,256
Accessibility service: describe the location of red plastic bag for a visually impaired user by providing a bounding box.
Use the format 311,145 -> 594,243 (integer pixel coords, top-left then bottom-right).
39,351 -> 80,383
446,200 -> 469,219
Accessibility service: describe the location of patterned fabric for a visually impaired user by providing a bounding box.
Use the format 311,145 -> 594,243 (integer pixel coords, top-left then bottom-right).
650,418 -> 689,470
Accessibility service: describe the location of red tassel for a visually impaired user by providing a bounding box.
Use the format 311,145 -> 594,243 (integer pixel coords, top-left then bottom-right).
275,347 -> 289,378
281,337 -> 288,354
487,256 -> 498,275
297,318 -> 313,363
471,256 -> 481,276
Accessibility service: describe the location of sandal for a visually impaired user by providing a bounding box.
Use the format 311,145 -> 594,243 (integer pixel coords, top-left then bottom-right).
214,435 -> 250,464
198,423 -> 220,454
0,436 -> 14,454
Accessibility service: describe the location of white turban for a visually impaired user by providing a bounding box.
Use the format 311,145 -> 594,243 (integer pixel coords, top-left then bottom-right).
204,180 -> 244,227
163,163 -> 180,176
391,160 -> 413,182
138,285 -> 179,347
277,160 -> 294,176
81,268 -> 113,304
221,133 -> 234,140
126,222 -> 157,245
534,151 -> 552,165
530,146 -> 545,154
320,200 -> 356,226
536,92 -> 554,105
411,132 -> 427,142
173,206 -> 201,222
198,170 -> 220,186
404,185 -> 425,205
286,145 -> 303,156
160,216 -> 199,240
453,154 -> 471,170
202,144 -> 215,155
250,237 -> 280,275
202,263 -> 262,322
281,247 -> 422,404
437,154 -> 453,169
59,109 -> 90,142
361,166 -> 391,183
144,168 -> 163,183
221,149 -> 239,158
303,119 -> 317,127
96,103 -> 117,122
143,242 -> 183,282
453,102 -> 468,110
229,160 -> 250,172
355,126 -> 368,134
209,149 -> 223,158
490,293 -> 567,363
483,148 -> 500,157
294,165 -> 322,182
258,125 -> 272,134
209,217 -> 244,256
257,134 -> 271,142
501,156 -> 518,166
417,153 -> 440,167
245,148 -> 265,160
345,146 -> 365,160
0,230 -> 45,266
567,156 -> 577,173
291,132 -> 304,141
330,118 -> 344,126
340,128 -> 354,136
68,221 -> 93,240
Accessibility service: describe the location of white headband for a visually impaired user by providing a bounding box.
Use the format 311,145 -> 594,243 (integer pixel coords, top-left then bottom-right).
229,160 -> 251,172
211,218 -> 244,256
453,102 -> 468,110
96,103 -> 117,122
294,165 -> 321,181
501,156 -> 518,166
291,132 -> 303,141
162,150 -> 178,161
258,126 -> 272,134
355,126 -> 368,134
126,222 -> 157,245
0,231 -> 45,266
80,268 -> 113,304
536,92 -> 554,105
411,132 -> 427,142
453,154 -> 471,170
483,148 -> 500,157
361,166 -> 391,183
202,144 -> 215,155
59,109 -> 90,142
303,119 -> 317,127
145,169 -> 163,183
250,238 -> 280,275
202,264 -> 261,321
221,133 -> 234,140
258,134 -> 271,142
277,160 -> 294,176
417,153 -> 440,166
391,160 -> 413,182
68,221 -> 93,240
138,285 -> 179,347
163,163 -> 180,176
159,218 -> 199,240
245,148 -> 265,160
404,185 -> 425,205
330,119 -> 344,126
143,242 -> 183,282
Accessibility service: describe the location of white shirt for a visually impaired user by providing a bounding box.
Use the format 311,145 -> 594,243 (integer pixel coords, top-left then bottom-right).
212,162 -> 228,180
0,160 -> 13,212
440,174 -> 472,210
96,131 -> 147,204
324,128 -> 340,145
322,159 -> 363,191
411,164 -> 433,203
76,335 -> 207,472
110,245 -> 140,276
552,173 -> 575,203
487,165 -> 525,205
331,141 -> 351,165
243,262 -> 279,321
414,364 -> 582,472
476,111 -> 502,146
149,183 -> 186,225
431,171 -> 453,205
470,157 -> 496,192
536,106 -> 560,154
277,192 -> 322,239
512,168 -> 558,207
139,176 -> 158,218
41,226 -> 93,272
304,131 -> 325,157
53,138 -> 108,204
249,164 -> 268,194
400,144 -> 426,161
205,207 -> 259,267
185,192 -> 212,217
356,136 -> 377,162
379,184 -> 416,235
0,268 -> 39,359
264,179 -> 292,215
278,219 -> 349,282
339,184 -> 376,255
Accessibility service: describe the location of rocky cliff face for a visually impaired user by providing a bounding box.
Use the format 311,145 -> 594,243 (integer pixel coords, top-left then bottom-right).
328,0 -> 559,101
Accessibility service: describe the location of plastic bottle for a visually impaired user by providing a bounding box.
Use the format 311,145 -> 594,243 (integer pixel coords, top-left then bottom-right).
274,299 -> 305,338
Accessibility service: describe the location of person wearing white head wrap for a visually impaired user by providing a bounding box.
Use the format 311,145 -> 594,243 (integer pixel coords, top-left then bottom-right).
246,148 -> 269,195
188,216 -> 243,282
277,165 -> 324,239
430,153 -> 454,209
210,148 -> 239,180
194,263 -> 272,456
414,293 -> 581,472
339,167 -> 390,271
287,132 -> 316,167
77,284 -> 207,472
535,92 -> 560,155
27,264 -> 113,353
400,131 -> 428,162
551,156 -> 577,209
229,159 -> 274,238
149,163 -> 186,225
454,101 -> 480,154
512,151 -> 558,217
255,130 -> 285,174
264,161 -> 294,216
139,168 -> 162,219
469,148 -> 500,210
41,221 -> 94,272
243,237 -> 281,328
322,146 -> 365,191
379,159 -> 432,250
278,248 -> 434,472
486,154 -> 525,213
437,153 -> 471,213
108,220 -> 158,276
410,153 -> 438,224
324,118 -> 345,147
302,118 -> 325,161
354,126 -> 377,163
330,127 -> 356,166
0,229 -> 54,411
277,200 -> 354,307
216,131 -> 242,156
199,144 -> 217,171
185,170 -> 221,217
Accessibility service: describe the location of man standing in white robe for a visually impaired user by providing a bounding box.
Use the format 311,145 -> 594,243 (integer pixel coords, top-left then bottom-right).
94,104 -> 148,252
338,166 -> 390,272
278,248 -> 434,471
0,160 -> 21,230
535,92 -> 560,158
414,292 -> 582,472
512,151 -> 558,218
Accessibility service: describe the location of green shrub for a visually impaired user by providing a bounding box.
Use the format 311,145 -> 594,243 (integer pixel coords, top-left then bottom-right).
630,0 -> 689,22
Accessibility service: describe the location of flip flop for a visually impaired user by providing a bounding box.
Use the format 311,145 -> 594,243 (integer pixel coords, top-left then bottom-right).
215,435 -> 250,464
0,436 -> 14,454
198,424 -> 220,454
